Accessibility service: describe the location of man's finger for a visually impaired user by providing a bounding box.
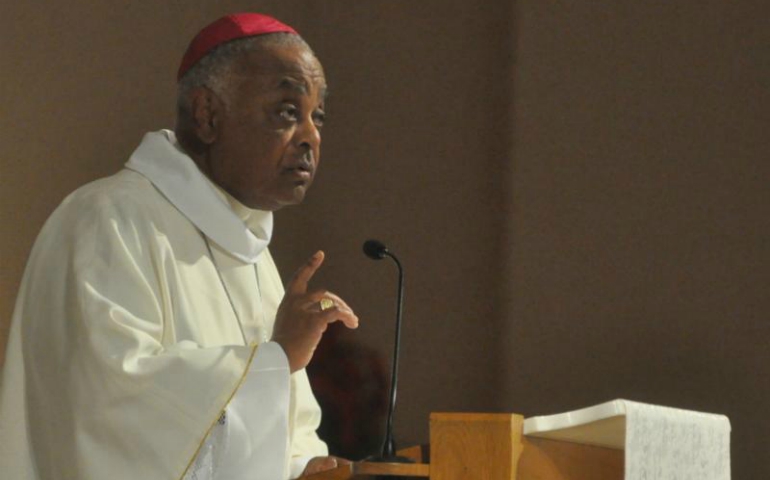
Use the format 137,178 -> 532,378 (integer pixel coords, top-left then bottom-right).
287,251 -> 324,295
302,456 -> 349,475
318,307 -> 359,329
317,291 -> 354,314
305,290 -> 354,311
304,290 -> 346,310
334,456 -> 352,466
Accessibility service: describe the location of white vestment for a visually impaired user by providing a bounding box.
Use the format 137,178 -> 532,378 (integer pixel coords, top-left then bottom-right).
0,130 -> 327,479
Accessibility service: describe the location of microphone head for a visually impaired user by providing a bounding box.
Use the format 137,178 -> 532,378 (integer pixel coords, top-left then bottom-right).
363,239 -> 388,260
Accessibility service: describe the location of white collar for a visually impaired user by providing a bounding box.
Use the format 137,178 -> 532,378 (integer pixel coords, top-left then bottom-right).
125,129 -> 272,264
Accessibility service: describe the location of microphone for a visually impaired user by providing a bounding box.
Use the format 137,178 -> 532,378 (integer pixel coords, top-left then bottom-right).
362,239 -> 411,463
363,239 -> 388,260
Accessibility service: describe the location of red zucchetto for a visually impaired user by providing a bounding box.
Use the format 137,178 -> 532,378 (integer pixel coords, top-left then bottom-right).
177,13 -> 298,81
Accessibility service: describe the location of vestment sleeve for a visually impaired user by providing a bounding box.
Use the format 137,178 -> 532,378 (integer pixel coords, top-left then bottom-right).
256,252 -> 330,476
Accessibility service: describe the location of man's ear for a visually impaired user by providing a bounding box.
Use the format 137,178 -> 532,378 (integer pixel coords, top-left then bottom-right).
188,87 -> 224,145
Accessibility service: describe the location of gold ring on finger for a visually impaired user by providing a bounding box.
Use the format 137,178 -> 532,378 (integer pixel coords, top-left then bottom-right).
319,298 -> 335,311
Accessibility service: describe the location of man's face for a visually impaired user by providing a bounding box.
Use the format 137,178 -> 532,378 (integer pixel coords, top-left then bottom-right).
208,43 -> 327,211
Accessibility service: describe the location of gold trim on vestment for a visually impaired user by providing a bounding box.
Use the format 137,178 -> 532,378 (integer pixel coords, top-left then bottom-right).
178,342 -> 261,480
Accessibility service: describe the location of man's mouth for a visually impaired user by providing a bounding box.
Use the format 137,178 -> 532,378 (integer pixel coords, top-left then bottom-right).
283,166 -> 312,182
283,154 -> 314,183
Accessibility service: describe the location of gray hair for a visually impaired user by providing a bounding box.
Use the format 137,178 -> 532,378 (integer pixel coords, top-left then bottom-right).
176,33 -> 312,113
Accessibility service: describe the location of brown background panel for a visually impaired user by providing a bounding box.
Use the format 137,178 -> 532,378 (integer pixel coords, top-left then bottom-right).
1,1 -> 768,478
501,2 -> 769,479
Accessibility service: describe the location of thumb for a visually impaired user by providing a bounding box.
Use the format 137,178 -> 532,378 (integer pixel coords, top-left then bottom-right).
320,457 -> 338,469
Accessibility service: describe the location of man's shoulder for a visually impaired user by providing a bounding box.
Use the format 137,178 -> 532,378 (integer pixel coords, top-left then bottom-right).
67,168 -> 155,202
48,169 -> 180,237
60,169 -> 167,217
27,170 -> 181,265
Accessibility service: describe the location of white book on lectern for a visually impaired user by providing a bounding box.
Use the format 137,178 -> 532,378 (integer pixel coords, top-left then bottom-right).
524,399 -> 731,480
523,399 -> 629,450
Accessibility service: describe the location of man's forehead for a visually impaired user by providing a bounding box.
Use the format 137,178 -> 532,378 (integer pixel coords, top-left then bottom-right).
277,76 -> 328,100
240,47 -> 327,97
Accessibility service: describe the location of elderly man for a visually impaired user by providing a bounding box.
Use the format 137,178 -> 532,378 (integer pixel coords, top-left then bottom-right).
0,13 -> 356,480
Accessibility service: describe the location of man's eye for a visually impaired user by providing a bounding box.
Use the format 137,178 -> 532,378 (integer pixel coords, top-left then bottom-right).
278,105 -> 298,121
313,112 -> 326,128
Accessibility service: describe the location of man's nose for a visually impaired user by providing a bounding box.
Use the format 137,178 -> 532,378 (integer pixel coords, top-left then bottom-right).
294,116 -> 321,152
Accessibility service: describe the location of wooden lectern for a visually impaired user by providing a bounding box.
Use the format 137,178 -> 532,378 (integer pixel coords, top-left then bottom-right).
299,412 -> 623,479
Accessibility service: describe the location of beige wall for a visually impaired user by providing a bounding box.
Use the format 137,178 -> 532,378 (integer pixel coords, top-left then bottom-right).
502,2 -> 769,478
1,1 -> 767,478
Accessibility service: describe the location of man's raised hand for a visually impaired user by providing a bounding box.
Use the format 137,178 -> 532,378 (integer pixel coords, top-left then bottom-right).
271,251 -> 359,373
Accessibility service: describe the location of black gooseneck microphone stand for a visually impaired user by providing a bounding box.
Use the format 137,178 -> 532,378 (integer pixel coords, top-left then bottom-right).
363,239 -> 412,464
